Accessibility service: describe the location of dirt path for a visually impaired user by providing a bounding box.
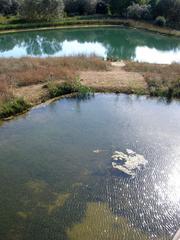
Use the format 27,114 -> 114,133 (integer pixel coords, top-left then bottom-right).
15,83 -> 48,104
80,62 -> 147,93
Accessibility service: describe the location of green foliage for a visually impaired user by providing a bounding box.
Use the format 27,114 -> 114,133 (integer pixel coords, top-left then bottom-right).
20,0 -> 64,21
0,0 -> 179,29
156,0 -> 180,27
0,0 -> 19,16
155,16 -> 166,26
0,98 -> 30,119
127,3 -> 151,20
47,82 -> 75,98
96,1 -> 109,14
73,78 -> 93,98
64,0 -> 97,16
110,0 -> 134,15
47,79 -> 93,99
148,78 -> 180,99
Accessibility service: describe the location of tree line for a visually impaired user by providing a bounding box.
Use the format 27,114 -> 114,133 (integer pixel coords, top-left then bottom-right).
0,0 -> 179,28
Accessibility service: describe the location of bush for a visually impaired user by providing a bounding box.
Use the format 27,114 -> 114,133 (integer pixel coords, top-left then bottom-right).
47,82 -> 74,98
73,78 -> 93,98
155,16 -> 166,26
127,3 -> 152,20
0,98 -> 30,119
47,79 -> 93,99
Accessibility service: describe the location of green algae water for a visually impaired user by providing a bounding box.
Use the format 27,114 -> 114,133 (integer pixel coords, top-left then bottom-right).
0,94 -> 180,240
0,27 -> 179,63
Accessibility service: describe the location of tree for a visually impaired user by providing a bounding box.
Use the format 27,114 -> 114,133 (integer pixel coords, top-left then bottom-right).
39,0 -> 64,20
127,3 -> 151,20
96,1 -> 109,14
156,0 -> 174,18
20,0 -> 64,21
64,0 -> 97,16
110,0 -> 134,15
110,0 -> 151,15
0,0 -> 19,15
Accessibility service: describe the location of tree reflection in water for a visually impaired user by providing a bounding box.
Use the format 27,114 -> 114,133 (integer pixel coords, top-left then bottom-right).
0,27 -> 179,63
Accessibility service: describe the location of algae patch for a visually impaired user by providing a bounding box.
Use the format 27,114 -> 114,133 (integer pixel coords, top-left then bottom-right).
67,202 -> 150,240
26,180 -> 48,194
48,193 -> 70,214
17,211 -> 32,219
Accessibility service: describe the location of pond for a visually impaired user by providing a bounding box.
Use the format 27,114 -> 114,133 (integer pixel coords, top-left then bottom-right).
0,94 -> 180,240
0,27 -> 180,63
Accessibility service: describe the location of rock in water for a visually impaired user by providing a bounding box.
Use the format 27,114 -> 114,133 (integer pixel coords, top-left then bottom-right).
112,149 -> 147,176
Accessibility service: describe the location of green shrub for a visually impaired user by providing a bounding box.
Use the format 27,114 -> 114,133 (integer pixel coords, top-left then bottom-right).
148,78 -> 180,99
0,98 -> 30,119
155,16 -> 166,27
47,82 -> 75,98
47,79 -> 93,99
73,78 -> 93,98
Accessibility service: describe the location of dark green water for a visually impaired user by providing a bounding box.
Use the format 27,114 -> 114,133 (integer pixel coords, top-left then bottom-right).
0,94 -> 180,240
0,27 -> 179,63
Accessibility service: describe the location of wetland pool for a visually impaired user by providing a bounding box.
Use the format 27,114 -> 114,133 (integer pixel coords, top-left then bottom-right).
0,94 -> 180,239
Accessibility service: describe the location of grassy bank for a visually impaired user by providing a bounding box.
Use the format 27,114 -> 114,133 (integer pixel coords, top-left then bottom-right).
0,56 -> 179,120
0,98 -> 30,119
0,17 -> 180,37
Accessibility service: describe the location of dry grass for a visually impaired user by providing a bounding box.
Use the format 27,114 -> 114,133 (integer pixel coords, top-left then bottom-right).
0,56 -> 108,108
80,66 -> 147,94
124,62 -> 180,98
0,56 -> 108,119
0,56 -> 108,87
0,80 -> 13,104
124,62 -> 180,78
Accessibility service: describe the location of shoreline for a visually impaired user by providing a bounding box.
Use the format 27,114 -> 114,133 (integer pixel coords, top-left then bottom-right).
0,19 -> 180,37
0,58 -> 179,122
1,90 -> 179,124
0,93 -> 77,123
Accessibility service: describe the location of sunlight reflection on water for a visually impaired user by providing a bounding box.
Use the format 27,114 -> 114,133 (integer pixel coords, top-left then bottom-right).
155,144 -> 180,207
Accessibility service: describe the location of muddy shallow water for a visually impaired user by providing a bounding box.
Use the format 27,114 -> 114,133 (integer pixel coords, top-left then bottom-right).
0,94 -> 180,240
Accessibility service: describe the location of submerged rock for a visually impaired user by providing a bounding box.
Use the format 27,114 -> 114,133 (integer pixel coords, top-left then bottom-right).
112,149 -> 147,176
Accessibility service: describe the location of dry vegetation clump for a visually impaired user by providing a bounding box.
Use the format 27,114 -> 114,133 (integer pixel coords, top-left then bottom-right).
0,80 -> 13,103
0,56 -> 108,87
124,62 -> 180,98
